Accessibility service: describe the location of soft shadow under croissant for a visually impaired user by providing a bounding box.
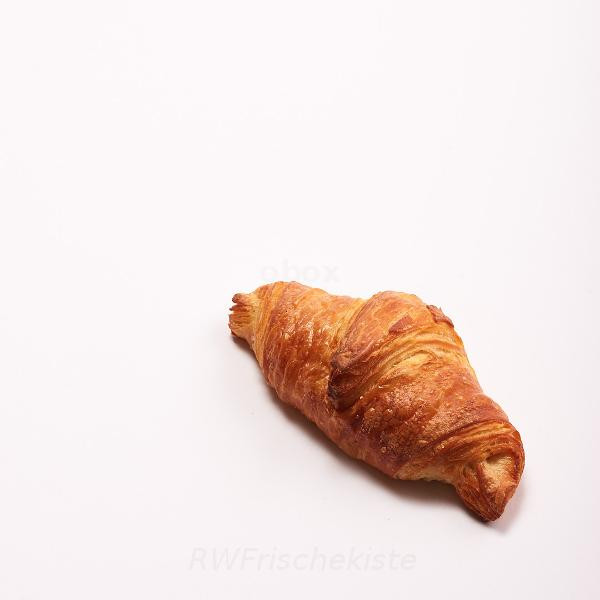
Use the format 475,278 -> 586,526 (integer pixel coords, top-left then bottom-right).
229,281 -> 524,521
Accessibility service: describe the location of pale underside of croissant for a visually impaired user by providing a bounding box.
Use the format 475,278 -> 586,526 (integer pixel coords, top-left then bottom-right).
229,281 -> 524,521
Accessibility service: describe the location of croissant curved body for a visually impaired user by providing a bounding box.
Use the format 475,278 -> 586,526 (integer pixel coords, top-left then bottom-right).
229,281 -> 524,521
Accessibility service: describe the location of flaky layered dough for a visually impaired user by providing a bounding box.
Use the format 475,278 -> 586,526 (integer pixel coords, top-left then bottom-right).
229,281 -> 524,521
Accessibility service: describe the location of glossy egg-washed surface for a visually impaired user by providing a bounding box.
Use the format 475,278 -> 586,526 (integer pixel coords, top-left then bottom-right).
229,282 -> 524,521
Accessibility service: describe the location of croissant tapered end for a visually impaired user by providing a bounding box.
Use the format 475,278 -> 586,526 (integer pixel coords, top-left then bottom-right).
454,452 -> 524,521
229,292 -> 258,343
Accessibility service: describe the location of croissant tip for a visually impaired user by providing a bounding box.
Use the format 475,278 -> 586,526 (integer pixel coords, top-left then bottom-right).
455,453 -> 523,521
229,292 -> 257,342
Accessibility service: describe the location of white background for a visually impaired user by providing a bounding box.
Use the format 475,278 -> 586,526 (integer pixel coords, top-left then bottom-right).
1,1 -> 599,598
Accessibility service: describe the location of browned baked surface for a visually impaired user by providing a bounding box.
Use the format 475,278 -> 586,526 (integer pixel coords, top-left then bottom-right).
229,281 -> 524,521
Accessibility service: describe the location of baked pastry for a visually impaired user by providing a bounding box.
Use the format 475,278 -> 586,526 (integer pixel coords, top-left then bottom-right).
229,281 -> 524,521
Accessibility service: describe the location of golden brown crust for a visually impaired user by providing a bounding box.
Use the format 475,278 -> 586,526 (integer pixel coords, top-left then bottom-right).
229,281 -> 524,521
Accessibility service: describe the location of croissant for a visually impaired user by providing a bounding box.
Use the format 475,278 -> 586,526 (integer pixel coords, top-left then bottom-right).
229,281 -> 524,521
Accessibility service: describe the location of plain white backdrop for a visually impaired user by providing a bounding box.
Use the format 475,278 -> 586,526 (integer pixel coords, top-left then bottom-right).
1,1 -> 599,598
